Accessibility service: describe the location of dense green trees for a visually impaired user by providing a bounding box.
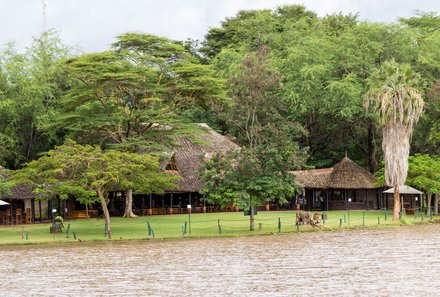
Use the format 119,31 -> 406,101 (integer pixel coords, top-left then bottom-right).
1,6 -> 440,222
0,31 -> 73,168
203,6 -> 440,170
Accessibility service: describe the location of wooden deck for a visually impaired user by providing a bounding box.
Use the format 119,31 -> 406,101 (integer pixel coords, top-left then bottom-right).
65,210 -> 98,219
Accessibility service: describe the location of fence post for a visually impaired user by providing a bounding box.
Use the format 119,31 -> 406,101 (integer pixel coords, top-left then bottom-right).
343,214 -> 346,224
217,219 -> 222,234
278,218 -> 281,233
377,217 -> 380,225
258,223 -> 262,232
362,211 -> 365,227
384,208 -> 387,221
147,221 -> 154,236
73,231 -> 77,240
339,218 -> 342,227
66,224 -> 71,238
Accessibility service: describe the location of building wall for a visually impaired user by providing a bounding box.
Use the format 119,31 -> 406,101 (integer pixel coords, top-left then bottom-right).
354,189 -> 378,210
305,188 -> 379,211
24,199 -> 49,219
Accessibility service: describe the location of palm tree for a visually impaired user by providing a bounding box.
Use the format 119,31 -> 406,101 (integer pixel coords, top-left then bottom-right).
364,60 -> 424,221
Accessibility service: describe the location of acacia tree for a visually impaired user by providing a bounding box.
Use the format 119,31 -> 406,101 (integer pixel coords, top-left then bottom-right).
10,140 -> 177,238
55,33 -> 225,217
364,60 -> 424,220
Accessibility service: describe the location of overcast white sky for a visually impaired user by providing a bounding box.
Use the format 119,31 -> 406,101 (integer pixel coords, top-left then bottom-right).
1,0 -> 439,53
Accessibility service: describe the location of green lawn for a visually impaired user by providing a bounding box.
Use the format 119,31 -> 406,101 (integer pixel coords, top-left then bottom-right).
0,210 -> 437,245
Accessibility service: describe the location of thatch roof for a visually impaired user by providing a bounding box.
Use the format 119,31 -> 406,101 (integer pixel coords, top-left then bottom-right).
292,157 -> 378,190
166,124 -> 240,192
0,166 -> 35,200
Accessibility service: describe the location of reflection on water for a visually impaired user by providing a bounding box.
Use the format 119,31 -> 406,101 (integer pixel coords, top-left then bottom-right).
1,224 -> 440,296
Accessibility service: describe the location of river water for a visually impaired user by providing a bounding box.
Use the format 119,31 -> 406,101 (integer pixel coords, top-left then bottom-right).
1,224 -> 440,296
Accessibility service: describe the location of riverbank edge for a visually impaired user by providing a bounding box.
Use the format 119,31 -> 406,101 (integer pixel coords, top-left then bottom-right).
1,218 -> 439,247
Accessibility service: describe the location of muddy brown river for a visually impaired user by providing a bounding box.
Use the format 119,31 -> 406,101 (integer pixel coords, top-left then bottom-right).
1,224 -> 440,296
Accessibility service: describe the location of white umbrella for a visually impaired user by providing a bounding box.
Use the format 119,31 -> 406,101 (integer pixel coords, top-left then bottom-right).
383,185 -> 423,195
0,199 -> 10,206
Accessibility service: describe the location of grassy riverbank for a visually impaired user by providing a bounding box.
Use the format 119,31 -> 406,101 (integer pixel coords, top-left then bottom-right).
0,210 -> 437,245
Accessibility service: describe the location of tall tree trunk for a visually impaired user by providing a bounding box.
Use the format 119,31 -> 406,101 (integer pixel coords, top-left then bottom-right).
98,189 -> 111,239
85,203 -> 89,219
367,122 -> 376,173
435,193 -> 439,216
249,204 -> 254,231
26,123 -> 37,161
426,192 -> 432,216
393,183 -> 400,221
123,189 -> 138,218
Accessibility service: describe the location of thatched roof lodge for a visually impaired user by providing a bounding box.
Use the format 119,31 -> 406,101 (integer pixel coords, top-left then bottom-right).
291,157 -> 381,210
1,125 -> 242,220
0,166 -> 45,224
140,123 -> 241,215
167,123 -> 241,193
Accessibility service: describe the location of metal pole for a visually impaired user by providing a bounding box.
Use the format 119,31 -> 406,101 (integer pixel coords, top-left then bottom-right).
188,208 -> 191,234
42,0 -> 47,33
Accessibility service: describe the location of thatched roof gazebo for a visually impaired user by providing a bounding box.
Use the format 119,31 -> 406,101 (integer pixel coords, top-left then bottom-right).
293,157 -> 377,190
291,157 -> 381,211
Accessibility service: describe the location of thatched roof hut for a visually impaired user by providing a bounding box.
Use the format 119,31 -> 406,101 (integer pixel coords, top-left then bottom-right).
0,166 -> 35,200
292,157 -> 378,190
165,123 -> 240,192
